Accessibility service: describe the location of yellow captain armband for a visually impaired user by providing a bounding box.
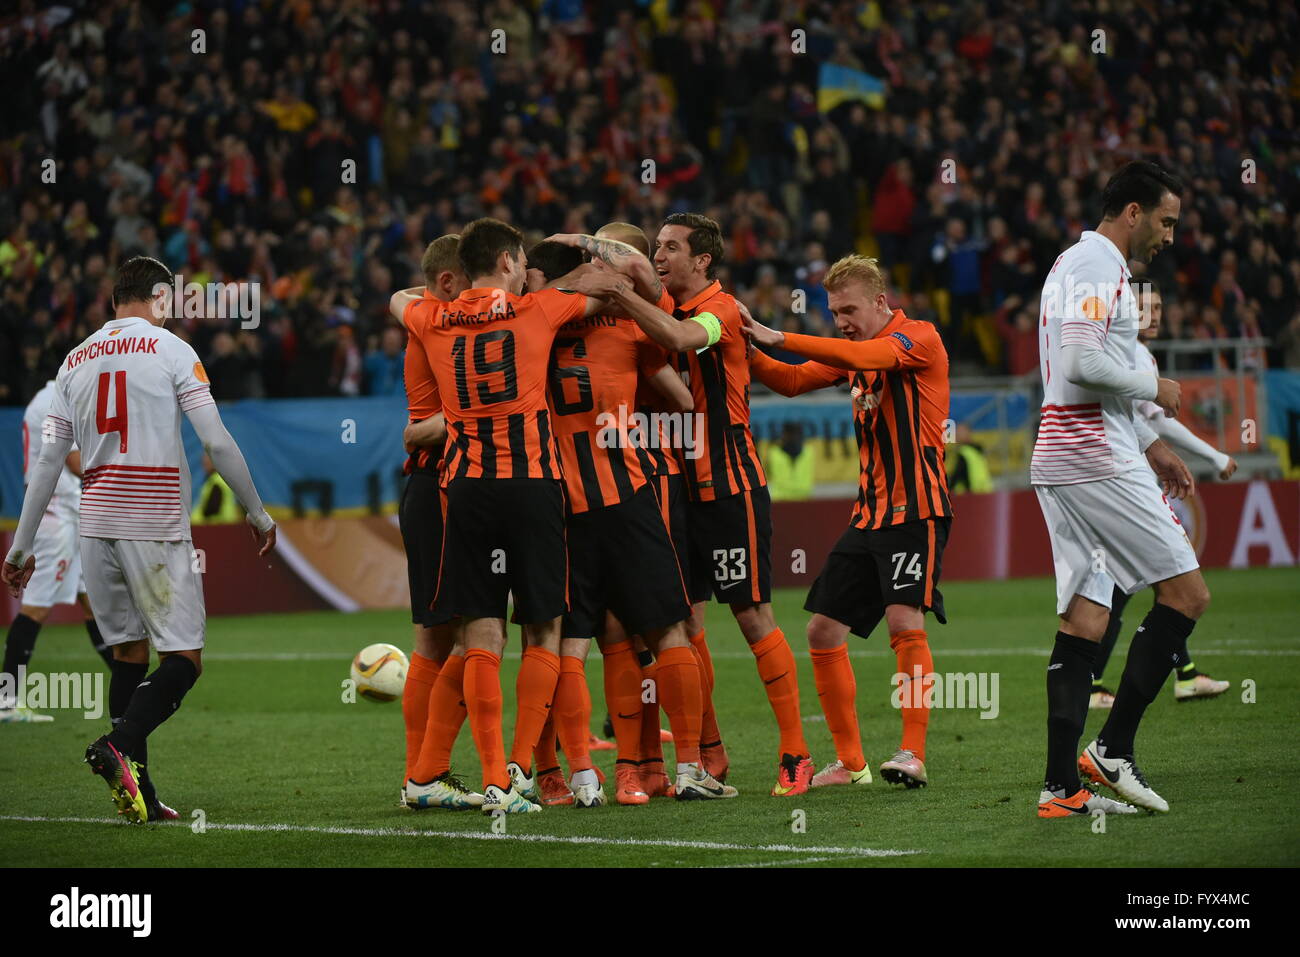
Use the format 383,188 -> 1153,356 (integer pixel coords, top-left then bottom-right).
688,311 -> 722,351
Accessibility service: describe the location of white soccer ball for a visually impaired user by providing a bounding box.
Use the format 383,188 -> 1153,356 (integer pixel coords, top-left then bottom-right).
350,643 -> 409,703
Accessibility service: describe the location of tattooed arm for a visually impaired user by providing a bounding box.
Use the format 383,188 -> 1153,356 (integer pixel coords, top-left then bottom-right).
545,233 -> 664,302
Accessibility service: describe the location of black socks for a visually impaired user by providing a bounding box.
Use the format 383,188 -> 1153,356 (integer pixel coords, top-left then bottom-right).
108,656 -> 199,759
86,619 -> 113,669
1045,631 -> 1099,793
1099,603 -> 1196,757
2,614 -> 41,698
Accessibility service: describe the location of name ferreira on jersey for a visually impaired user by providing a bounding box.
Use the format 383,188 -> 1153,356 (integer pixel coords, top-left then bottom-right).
65,335 -> 160,370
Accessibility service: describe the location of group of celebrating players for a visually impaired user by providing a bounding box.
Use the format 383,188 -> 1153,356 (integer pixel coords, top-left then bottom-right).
387,211 -> 951,813
2,159 -> 1232,823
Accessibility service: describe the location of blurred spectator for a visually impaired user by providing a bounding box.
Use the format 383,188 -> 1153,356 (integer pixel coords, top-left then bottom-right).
364,325 -> 406,396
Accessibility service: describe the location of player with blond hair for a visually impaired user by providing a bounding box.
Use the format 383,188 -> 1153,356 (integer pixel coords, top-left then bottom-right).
743,254 -> 952,790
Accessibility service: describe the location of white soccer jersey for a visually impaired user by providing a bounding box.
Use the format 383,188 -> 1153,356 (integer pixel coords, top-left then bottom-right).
1132,341 -> 1161,420
1030,231 -> 1152,485
46,315 -> 214,541
23,380 -> 80,519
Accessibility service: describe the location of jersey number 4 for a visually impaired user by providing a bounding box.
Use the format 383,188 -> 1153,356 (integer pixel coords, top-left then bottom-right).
96,370 -> 129,453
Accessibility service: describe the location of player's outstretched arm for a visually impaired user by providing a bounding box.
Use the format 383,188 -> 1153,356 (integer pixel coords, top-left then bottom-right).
750,348 -> 844,396
546,233 -> 664,302
184,403 -> 276,556
2,423 -> 73,597
1140,407 -> 1235,478
741,301 -> 901,371
611,279 -> 715,352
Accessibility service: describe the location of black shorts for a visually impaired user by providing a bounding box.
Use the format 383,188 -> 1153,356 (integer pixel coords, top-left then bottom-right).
434,477 -> 568,624
398,470 -> 453,628
648,471 -> 690,585
804,518 -> 950,639
685,486 -> 772,605
563,484 -> 691,639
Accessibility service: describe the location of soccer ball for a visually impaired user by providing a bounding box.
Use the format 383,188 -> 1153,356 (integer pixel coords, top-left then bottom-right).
350,643 -> 409,702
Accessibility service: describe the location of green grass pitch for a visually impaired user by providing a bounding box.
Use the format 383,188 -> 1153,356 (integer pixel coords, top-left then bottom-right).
2,567 -> 1297,868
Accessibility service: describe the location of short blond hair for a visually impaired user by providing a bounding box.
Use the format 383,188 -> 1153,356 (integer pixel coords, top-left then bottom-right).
596,221 -> 650,257
823,254 -> 885,296
421,234 -> 462,286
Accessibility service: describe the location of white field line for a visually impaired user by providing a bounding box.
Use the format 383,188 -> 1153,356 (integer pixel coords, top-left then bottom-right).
0,815 -> 918,859
30,645 -> 1300,662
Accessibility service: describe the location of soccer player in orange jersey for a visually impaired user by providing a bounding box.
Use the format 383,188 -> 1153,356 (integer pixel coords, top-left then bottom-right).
743,255 -> 953,790
388,235 -> 483,811
528,231 -> 736,806
550,214 -> 816,795
391,218 -> 656,814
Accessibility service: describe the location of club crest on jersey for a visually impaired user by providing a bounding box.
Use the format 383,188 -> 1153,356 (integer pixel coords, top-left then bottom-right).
891,331 -> 914,350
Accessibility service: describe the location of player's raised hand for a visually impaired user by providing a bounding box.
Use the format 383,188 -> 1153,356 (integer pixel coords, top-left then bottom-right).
1219,457 -> 1238,481
739,300 -> 783,349
1145,440 -> 1195,500
1,554 -> 35,598
1154,377 -> 1181,417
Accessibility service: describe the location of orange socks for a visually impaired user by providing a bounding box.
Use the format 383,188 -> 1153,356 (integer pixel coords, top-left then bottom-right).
509,646 -> 561,770
554,654 -> 593,773
810,644 -> 864,771
891,629 -> 933,762
463,648 -> 507,790
639,659 -> 664,764
534,712 -> 560,774
655,646 -> 702,765
689,630 -> 723,747
751,628 -> 809,758
412,653 -> 466,782
402,652 -> 441,782
601,640 -> 643,763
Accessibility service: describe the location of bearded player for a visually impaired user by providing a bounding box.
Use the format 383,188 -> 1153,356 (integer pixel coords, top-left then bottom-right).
743,255 -> 951,790
1030,161 -> 1208,818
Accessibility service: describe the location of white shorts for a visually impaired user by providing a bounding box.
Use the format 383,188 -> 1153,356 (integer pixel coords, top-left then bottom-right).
80,537 -> 206,651
24,511 -> 84,608
1035,467 -> 1200,616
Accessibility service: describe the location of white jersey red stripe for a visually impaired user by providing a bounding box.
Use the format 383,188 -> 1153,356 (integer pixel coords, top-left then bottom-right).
22,379 -> 81,521
48,315 -> 214,541
1031,231 -> 1150,485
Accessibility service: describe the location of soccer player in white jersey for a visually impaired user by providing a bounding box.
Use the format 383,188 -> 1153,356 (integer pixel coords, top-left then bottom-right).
1088,279 -> 1233,710
1,381 -> 113,723
1,257 -> 276,824
1031,161 -> 1211,818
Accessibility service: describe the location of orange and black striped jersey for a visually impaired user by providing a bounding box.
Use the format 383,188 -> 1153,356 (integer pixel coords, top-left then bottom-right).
750,309 -> 952,529
549,313 -> 669,513
402,291 -> 444,473
407,285 -> 588,484
634,289 -> 681,479
666,281 -> 766,502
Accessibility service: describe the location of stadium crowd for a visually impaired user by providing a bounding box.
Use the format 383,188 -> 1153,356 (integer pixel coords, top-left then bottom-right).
1,0 -> 1298,406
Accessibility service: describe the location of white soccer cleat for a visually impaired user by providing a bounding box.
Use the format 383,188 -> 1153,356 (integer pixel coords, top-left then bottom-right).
1174,672 -> 1229,701
880,748 -> 928,788
810,758 -> 872,788
674,765 -> 739,800
573,781 -> 607,808
1079,739 -> 1169,813
1036,787 -> 1140,818
405,773 -> 485,810
481,784 -> 541,815
0,705 -> 54,723
507,761 -> 538,801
